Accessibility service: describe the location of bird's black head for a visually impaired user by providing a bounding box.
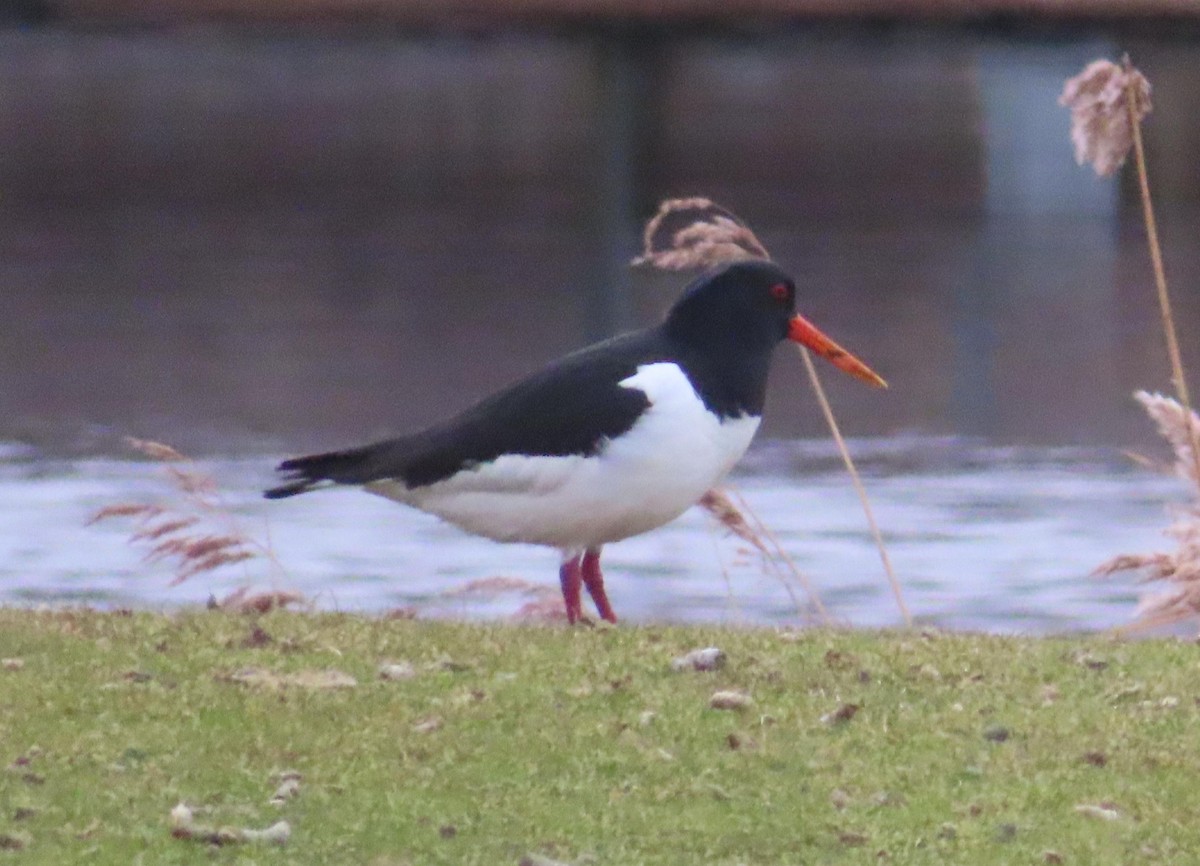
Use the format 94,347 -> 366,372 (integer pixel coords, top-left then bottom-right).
662,258 -> 886,396
663,259 -> 798,353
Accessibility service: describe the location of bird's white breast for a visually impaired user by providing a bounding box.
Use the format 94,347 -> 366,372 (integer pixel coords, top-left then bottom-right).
366,362 -> 760,550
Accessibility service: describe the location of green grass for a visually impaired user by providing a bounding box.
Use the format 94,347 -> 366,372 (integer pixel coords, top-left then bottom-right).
1,608 -> 1198,864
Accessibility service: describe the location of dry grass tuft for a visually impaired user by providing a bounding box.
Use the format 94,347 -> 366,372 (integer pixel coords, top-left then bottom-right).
1094,392 -> 1200,632
126,437 -> 187,463
441,576 -> 547,598
87,502 -> 163,525
89,438 -> 299,604
210,587 -> 307,614
433,575 -> 561,622
511,594 -> 571,624
1059,59 -> 1151,178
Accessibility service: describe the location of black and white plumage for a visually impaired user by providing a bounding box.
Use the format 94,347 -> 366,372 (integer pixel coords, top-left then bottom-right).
266,259 -> 885,623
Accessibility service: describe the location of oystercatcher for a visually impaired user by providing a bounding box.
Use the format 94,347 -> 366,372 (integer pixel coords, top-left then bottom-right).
266,260 -> 884,623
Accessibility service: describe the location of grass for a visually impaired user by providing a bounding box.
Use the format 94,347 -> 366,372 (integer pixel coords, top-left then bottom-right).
2,610 -> 1200,863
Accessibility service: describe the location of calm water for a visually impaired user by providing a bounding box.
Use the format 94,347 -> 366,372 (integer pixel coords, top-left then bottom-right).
4,25 -> 1200,629
0,438 -> 1183,632
5,27 -> 1200,453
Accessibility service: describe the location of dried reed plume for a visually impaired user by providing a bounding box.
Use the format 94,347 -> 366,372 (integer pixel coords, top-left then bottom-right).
1062,58 -> 1199,478
633,198 -> 769,270
637,197 -> 909,626
1094,393 -> 1200,632
1060,59 -> 1151,178
89,437 -> 300,611
696,488 -> 769,556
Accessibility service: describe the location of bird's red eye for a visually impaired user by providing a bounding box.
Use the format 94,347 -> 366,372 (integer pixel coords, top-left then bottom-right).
770,283 -> 789,301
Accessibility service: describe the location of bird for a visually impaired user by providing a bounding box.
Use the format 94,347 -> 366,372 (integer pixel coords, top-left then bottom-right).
265,259 -> 885,624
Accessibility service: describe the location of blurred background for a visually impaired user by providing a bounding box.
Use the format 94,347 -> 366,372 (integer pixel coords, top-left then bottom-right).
3,1 -> 1200,628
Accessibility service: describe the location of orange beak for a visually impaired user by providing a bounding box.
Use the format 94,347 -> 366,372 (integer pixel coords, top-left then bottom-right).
788,314 -> 887,389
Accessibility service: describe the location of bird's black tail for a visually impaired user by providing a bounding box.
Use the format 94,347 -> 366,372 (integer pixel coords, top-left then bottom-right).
264,446 -> 377,499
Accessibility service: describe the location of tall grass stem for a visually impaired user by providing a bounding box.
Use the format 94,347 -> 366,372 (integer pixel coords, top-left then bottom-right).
799,346 -> 912,627
1123,55 -> 1200,484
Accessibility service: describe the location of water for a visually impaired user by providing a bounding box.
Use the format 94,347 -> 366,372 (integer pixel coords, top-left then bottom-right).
4,28 -> 1200,454
5,26 -> 1200,630
0,438 -> 1182,632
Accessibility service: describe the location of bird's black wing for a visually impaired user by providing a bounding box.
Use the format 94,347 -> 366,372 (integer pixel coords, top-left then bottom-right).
265,330 -> 666,498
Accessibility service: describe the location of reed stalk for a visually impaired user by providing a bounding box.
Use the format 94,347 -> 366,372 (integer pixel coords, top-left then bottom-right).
798,347 -> 911,627
1122,55 -> 1200,482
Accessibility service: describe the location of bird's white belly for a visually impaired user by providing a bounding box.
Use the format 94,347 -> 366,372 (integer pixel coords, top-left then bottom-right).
365,362 -> 760,550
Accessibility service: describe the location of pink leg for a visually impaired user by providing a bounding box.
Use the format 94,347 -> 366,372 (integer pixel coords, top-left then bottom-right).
580,547 -> 618,623
559,554 -> 583,624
